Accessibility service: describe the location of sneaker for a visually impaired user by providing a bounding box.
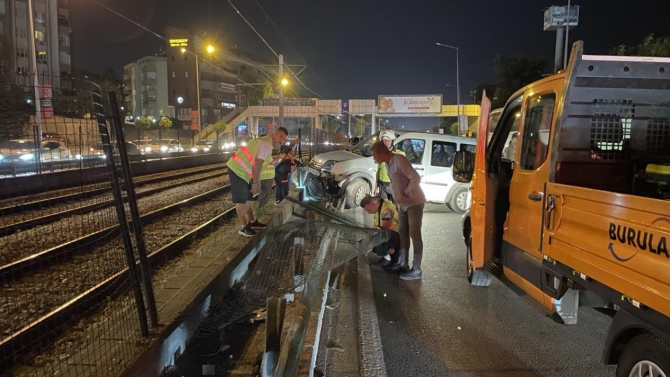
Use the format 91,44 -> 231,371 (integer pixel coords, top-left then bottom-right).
238,225 -> 256,237
371,258 -> 391,270
248,220 -> 267,229
399,268 -> 422,281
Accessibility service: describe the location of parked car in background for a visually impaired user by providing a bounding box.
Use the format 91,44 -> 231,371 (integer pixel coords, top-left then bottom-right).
219,140 -> 237,152
131,139 -> 153,154
0,139 -> 71,163
148,139 -> 183,153
191,140 -> 214,153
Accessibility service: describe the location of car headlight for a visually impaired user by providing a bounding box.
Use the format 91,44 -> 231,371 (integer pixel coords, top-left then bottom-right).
160,146 -> 168,152
230,142 -> 235,147
145,147 -> 152,152
204,147 -> 210,152
191,147 -> 198,152
223,143 -> 230,149
19,153 -> 34,161
321,160 -> 336,171
0,154 -> 4,160
75,154 -> 82,160
241,142 -> 247,147
99,155 -> 106,159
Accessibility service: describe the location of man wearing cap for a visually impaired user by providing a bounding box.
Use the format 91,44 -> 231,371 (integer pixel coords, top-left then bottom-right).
376,130 -> 405,204
227,127 -> 288,237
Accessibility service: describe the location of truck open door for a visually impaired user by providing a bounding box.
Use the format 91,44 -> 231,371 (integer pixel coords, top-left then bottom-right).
453,93 -> 495,286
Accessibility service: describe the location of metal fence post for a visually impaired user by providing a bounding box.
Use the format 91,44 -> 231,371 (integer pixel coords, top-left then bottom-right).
90,86 -> 149,336
108,91 -> 159,327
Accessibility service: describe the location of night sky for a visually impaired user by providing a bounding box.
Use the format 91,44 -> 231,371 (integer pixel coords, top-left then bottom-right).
72,0 -> 670,126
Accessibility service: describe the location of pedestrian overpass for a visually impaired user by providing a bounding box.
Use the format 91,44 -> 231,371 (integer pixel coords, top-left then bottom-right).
194,99 -> 481,143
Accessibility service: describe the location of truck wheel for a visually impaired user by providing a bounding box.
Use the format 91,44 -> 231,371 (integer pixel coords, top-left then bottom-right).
345,179 -> 369,209
467,237 -> 492,287
449,186 -> 469,214
616,334 -> 670,377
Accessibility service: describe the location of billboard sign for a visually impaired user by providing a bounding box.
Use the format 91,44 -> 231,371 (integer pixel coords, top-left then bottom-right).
377,95 -> 442,114
190,110 -> 199,130
218,82 -> 236,91
543,5 -> 579,31
39,84 -> 53,119
341,99 -> 349,114
169,38 -> 188,47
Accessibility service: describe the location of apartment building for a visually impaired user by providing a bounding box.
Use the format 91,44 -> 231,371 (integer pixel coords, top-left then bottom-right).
123,54 -> 169,118
0,0 -> 72,88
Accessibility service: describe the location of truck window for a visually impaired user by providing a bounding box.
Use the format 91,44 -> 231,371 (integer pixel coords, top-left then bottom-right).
398,139 -> 425,164
519,94 -> 555,170
431,141 -> 457,167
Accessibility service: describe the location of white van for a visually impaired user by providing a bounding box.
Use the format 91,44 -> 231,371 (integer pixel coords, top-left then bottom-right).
304,130 -> 477,213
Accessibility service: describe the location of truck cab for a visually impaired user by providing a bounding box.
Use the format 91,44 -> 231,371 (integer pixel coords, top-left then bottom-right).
305,130 -> 476,212
455,41 -> 670,376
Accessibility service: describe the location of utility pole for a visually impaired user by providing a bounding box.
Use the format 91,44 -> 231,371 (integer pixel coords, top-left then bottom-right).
27,0 -> 41,124
563,0 -> 571,69
278,54 -> 284,129
195,53 -> 201,131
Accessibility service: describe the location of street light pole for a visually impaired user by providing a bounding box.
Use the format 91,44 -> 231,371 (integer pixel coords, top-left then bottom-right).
278,54 -> 284,129
436,42 -> 461,133
195,52 -> 201,131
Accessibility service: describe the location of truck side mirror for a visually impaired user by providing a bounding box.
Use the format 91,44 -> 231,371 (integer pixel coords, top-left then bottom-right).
453,150 -> 474,183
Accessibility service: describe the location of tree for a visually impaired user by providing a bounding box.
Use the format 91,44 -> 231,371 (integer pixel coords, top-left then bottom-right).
471,82 -> 498,106
450,122 -> 459,136
135,117 -> 152,138
239,70 -> 272,107
613,34 -> 670,57
213,120 -> 227,149
351,117 -> 366,137
493,55 -> 547,108
322,117 -> 341,133
158,116 -> 172,144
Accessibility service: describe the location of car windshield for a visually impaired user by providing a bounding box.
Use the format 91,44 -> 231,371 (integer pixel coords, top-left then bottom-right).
1,140 -> 36,150
349,133 -> 379,156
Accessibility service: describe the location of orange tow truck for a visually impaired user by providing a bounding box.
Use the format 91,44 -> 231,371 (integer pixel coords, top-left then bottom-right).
454,41 -> 670,376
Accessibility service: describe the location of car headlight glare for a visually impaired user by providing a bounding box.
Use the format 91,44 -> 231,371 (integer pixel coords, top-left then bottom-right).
19,153 -> 34,161
191,147 -> 198,152
160,146 -> 168,152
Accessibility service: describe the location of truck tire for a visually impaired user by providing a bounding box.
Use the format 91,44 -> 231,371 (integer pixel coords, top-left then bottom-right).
449,186 -> 469,214
616,334 -> 670,377
345,179 -> 369,209
467,237 -> 492,287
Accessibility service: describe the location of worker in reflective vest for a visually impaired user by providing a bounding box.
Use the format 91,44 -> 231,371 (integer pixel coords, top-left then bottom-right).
228,127 -> 288,237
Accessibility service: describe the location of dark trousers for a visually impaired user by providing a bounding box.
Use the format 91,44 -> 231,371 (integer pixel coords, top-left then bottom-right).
378,182 -> 396,204
275,176 -> 290,202
372,229 -> 401,262
398,204 -> 424,269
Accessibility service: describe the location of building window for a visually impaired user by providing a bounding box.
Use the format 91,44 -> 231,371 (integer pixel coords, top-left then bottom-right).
59,52 -> 70,65
171,54 -> 175,61
35,30 -> 44,44
16,27 -> 27,38
16,47 -> 27,57
185,71 -> 188,79
185,89 -> 189,97
58,34 -> 69,47
36,12 -> 44,23
18,66 -> 28,75
172,71 -> 176,79
172,89 -> 176,98
147,71 -> 156,79
0,0 -> 5,15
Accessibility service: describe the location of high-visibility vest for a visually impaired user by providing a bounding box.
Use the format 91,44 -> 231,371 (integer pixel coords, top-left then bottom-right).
374,199 -> 399,231
228,135 -> 273,183
378,149 -> 405,183
260,157 -> 275,180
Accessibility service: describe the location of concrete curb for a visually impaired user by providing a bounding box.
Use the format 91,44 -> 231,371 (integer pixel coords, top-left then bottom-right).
356,254 -> 388,377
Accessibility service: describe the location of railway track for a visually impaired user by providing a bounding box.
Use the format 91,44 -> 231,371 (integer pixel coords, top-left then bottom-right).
0,184 -> 246,374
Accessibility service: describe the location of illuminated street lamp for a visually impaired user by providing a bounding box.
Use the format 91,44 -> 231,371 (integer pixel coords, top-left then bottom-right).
281,78 -> 289,87
182,44 -> 216,131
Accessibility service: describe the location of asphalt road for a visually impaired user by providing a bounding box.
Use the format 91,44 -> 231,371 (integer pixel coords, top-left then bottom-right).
371,204 -> 617,377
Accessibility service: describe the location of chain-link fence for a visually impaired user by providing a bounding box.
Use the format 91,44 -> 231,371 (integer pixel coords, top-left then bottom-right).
0,77 -> 158,376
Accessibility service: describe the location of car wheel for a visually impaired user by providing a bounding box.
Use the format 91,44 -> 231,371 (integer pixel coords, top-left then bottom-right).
467,236 -> 492,287
345,179 -> 369,209
449,186 -> 469,214
616,334 -> 670,377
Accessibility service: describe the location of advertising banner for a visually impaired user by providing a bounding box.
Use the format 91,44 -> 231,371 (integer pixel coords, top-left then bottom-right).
39,84 -> 54,119
190,110 -> 199,130
377,95 -> 442,114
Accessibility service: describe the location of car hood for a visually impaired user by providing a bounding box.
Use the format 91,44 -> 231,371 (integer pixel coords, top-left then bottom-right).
311,150 -> 364,166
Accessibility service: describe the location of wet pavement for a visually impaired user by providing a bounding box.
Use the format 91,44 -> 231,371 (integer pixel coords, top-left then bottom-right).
371,204 -> 617,377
